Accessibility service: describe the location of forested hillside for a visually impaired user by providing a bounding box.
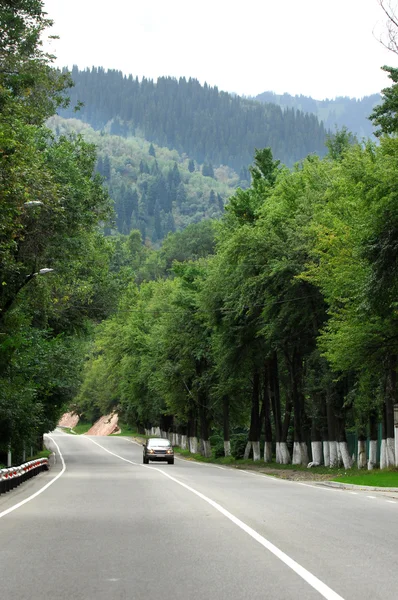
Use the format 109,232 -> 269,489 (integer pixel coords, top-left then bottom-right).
59,67 -> 328,171
255,91 -> 381,139
49,117 -> 237,243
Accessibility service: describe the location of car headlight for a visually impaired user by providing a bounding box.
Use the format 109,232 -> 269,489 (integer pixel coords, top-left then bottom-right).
166,449 -> 173,454
148,449 -> 155,453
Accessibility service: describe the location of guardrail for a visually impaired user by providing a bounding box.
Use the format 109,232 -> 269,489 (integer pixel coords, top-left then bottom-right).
0,458 -> 49,495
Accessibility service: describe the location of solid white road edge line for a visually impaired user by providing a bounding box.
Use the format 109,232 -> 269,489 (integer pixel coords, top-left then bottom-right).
86,437 -> 345,600
0,435 -> 65,520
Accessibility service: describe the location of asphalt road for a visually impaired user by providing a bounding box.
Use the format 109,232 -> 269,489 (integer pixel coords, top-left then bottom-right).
0,431 -> 397,600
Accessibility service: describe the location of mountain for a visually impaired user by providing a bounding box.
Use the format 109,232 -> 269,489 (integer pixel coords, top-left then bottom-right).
49,116 -> 238,243
254,91 -> 381,140
58,67 -> 329,172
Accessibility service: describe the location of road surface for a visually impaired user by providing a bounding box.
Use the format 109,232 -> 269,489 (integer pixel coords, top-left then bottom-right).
0,430 -> 397,600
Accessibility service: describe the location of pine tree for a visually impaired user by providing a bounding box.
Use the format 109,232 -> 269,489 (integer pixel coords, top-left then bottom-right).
188,159 -> 195,173
176,183 -> 187,207
202,162 -> 215,178
172,162 -> 181,186
149,143 -> 156,157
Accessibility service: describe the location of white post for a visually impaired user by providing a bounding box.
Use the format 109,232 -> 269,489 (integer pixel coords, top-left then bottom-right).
7,446 -> 12,467
395,425 -> 398,467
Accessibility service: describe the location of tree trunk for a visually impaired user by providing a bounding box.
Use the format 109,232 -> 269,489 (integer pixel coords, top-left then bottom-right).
368,410 -> 378,470
327,396 -> 338,467
187,406 -> 197,454
262,365 -> 273,463
289,348 -> 307,466
310,419 -> 322,466
248,367 -> 261,461
385,355 -> 396,467
223,396 -> 230,457
198,389 -> 211,457
269,352 -> 283,463
357,436 -> 367,469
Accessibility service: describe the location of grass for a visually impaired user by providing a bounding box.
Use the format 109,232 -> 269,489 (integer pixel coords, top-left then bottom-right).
112,422 -> 140,437
332,469 -> 398,487
60,422 -> 92,435
27,448 -> 52,461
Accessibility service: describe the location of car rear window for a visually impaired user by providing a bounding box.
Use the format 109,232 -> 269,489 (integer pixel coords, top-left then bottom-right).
148,439 -> 171,447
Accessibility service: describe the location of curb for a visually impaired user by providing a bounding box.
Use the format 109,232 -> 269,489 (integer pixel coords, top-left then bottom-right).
318,481 -> 398,492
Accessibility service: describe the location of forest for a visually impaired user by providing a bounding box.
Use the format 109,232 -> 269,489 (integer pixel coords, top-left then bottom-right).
2,1 -> 398,470
254,91 -> 381,140
59,66 -> 328,171
48,116 -> 238,243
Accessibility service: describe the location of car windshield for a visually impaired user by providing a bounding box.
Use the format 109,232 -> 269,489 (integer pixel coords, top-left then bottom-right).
148,439 -> 171,447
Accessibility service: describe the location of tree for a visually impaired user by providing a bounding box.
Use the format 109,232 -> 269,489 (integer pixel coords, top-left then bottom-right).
149,143 -> 156,157
202,162 -> 215,178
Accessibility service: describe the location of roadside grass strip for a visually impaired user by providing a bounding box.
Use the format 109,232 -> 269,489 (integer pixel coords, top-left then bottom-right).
332,470 -> 398,487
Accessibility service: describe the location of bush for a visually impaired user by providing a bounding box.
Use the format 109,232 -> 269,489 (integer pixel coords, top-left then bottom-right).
231,433 -> 248,459
209,434 -> 225,458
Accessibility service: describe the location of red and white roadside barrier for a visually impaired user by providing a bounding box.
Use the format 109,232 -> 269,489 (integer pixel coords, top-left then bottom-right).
0,458 -> 49,495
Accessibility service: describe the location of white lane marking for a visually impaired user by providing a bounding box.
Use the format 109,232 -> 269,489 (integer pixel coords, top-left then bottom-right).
0,435 -> 65,520
367,496 -> 377,499
349,492 -> 358,495
86,437 -> 345,600
387,500 -> 396,504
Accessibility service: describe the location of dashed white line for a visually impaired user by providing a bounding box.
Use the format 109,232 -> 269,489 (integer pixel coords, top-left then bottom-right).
367,496 -> 377,499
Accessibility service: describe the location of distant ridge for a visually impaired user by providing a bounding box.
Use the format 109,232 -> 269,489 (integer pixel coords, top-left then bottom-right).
59,66 -> 329,171
254,91 -> 381,140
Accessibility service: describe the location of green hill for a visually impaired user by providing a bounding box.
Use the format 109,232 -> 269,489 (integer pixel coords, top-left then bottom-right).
49,116 -> 238,243
254,91 -> 381,140
58,67 -> 328,171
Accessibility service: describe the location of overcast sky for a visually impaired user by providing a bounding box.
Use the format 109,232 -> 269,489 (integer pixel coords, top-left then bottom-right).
43,0 -> 397,100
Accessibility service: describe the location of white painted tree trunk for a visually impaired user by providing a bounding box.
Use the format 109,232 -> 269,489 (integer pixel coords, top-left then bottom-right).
292,442 -> 301,465
275,442 -> 281,464
252,441 -> 261,461
380,439 -> 387,469
263,441 -> 272,463
292,442 -> 309,465
368,440 -> 377,470
387,437 -> 395,466
279,442 -> 291,464
175,434 -> 181,446
180,435 -> 187,450
189,436 -> 198,454
339,441 -> 352,469
311,441 -> 322,466
224,441 -> 231,457
154,426 -> 161,436
243,441 -> 252,460
202,440 -> 212,458
329,441 -> 338,467
337,443 -> 342,466
357,440 -> 367,468
323,441 -> 330,467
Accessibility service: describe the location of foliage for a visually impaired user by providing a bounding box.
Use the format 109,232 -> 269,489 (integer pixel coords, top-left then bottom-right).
48,116 -> 235,243
59,67 -> 328,171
